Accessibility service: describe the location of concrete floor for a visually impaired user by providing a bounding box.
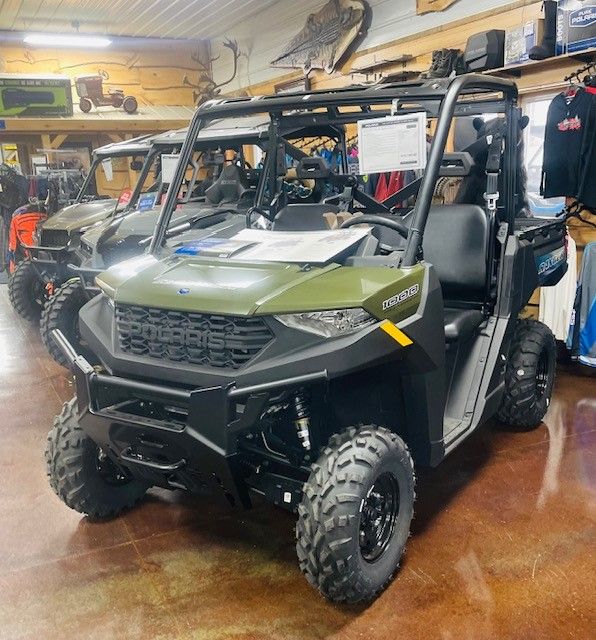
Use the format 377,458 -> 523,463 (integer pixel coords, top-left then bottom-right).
0,284 -> 594,640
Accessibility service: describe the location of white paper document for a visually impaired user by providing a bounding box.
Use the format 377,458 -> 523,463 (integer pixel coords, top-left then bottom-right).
227,228 -> 370,263
101,158 -> 114,182
358,112 -> 427,174
161,153 -> 180,184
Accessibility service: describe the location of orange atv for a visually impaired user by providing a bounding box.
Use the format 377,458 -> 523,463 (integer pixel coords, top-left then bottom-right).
6,208 -> 49,320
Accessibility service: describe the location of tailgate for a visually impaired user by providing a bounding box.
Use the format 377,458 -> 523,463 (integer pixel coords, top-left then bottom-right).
514,217 -> 567,287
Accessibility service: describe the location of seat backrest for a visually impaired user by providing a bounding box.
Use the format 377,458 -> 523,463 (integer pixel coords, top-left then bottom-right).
272,203 -> 340,231
423,204 -> 490,301
205,163 -> 249,205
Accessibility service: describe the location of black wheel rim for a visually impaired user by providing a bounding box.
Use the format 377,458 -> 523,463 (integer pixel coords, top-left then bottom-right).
95,447 -> 130,486
359,472 -> 400,563
536,350 -> 550,400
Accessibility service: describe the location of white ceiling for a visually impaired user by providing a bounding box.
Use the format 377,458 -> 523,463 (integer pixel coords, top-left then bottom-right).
0,0 -> 281,39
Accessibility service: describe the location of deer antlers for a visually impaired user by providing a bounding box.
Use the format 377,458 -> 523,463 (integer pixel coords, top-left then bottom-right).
185,37 -> 242,105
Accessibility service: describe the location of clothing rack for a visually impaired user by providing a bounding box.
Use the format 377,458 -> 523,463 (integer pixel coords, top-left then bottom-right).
564,61 -> 596,84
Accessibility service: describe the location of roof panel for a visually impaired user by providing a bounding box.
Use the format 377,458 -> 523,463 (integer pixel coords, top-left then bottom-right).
0,0 -> 281,39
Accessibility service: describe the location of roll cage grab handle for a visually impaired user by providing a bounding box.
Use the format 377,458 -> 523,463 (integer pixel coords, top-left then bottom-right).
149,74 -> 518,262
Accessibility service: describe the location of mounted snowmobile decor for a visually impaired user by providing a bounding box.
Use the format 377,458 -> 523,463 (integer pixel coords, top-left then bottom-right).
270,0 -> 370,75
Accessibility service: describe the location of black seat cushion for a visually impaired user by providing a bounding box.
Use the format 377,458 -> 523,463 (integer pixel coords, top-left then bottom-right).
272,203 -> 340,231
444,308 -> 484,342
205,164 -> 249,205
423,204 -> 490,301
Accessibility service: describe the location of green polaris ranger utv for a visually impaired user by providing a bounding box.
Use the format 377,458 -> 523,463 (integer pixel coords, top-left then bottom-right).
46,75 -> 567,603
9,134 -> 157,321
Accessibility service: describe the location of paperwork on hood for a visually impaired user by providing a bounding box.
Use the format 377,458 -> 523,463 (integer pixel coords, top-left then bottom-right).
174,228 -> 370,263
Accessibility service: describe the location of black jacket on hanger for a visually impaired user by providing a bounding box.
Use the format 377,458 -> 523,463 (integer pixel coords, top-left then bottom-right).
542,88 -> 595,199
578,91 -> 596,207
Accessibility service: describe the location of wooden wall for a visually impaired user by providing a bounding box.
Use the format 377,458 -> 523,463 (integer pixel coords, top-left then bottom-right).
0,41 -> 210,108
211,0 -> 535,93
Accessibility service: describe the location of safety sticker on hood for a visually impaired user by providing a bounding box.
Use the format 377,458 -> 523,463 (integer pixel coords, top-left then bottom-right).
175,238 -> 256,258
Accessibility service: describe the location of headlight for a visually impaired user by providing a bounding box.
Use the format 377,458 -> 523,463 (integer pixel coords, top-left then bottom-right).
275,308 -> 375,338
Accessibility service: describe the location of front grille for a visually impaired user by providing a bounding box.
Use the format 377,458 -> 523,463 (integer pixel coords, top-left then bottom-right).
115,304 -> 274,369
40,229 -> 69,247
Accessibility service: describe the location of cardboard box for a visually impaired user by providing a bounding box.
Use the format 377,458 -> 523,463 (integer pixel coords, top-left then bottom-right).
556,0 -> 596,54
505,19 -> 545,65
0,74 -> 73,117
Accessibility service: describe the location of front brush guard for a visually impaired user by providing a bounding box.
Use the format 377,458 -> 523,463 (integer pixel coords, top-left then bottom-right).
51,329 -> 326,508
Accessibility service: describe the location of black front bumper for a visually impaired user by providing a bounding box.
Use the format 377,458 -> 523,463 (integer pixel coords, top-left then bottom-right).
57,293 -> 412,508
61,330 -> 329,508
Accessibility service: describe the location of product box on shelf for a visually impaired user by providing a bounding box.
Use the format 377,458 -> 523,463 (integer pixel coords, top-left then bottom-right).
0,74 -> 73,117
504,19 -> 545,65
556,0 -> 596,54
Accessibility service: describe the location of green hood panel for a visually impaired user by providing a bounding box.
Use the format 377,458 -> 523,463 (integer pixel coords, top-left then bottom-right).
98,255 -> 425,322
100,257 -> 340,315
41,200 -> 117,234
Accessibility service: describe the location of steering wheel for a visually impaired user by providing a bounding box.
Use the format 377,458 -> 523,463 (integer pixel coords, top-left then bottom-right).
246,205 -> 271,228
340,214 -> 409,253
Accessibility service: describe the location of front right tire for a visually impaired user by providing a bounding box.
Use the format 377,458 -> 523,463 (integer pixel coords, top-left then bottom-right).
296,425 -> 415,603
45,398 -> 148,519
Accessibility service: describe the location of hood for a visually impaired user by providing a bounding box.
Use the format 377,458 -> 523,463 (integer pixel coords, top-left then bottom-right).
41,199 -> 117,234
96,254 -> 424,319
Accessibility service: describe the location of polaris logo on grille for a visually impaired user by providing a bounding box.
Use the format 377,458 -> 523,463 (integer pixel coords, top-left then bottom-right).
382,284 -> 420,311
130,323 -> 224,349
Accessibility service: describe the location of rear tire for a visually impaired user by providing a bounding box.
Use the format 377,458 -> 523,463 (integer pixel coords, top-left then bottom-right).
497,319 -> 556,429
296,425 -> 415,603
123,96 -> 138,114
40,279 -> 89,367
8,258 -> 44,321
45,398 -> 148,519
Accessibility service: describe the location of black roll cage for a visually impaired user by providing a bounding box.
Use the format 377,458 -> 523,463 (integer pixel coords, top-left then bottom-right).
149,74 -> 519,267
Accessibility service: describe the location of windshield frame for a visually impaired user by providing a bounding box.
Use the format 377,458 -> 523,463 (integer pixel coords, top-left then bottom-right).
149,74 -> 519,266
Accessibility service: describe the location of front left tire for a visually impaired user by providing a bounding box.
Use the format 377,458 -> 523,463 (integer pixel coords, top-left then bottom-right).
296,425 -> 415,603
8,258 -> 44,321
40,279 -> 89,367
46,398 -> 148,519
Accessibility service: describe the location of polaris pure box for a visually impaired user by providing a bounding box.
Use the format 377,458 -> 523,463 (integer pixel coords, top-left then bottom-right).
556,0 -> 596,54
464,30 -> 505,71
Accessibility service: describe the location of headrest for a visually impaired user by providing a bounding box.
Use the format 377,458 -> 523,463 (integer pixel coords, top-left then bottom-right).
205,163 -> 249,205
296,157 -> 331,180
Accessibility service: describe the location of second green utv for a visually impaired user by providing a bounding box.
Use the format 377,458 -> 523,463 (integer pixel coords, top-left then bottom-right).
46,75 -> 566,603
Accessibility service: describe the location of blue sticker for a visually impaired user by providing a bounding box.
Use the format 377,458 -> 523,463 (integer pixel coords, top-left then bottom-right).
175,238 -> 227,256
0,121 -> 5,130
138,192 -> 157,211
178,288 -> 190,295
536,247 -> 566,277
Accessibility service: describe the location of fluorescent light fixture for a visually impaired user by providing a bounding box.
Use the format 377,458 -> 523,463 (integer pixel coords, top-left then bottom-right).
23,33 -> 112,48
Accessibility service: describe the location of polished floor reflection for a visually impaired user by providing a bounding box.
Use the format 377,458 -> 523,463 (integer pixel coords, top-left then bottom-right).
0,285 -> 594,640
